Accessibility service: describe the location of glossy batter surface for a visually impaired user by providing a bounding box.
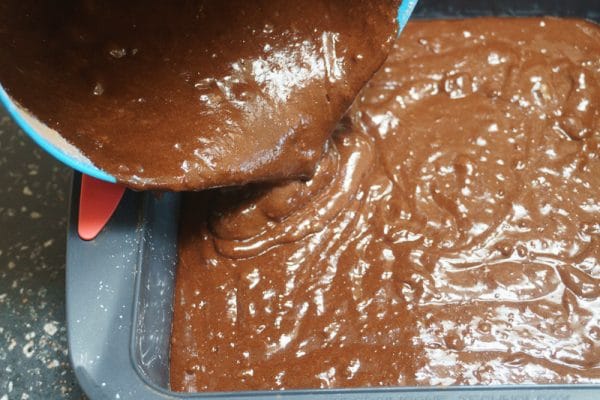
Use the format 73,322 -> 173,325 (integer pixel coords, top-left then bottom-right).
171,18 -> 600,391
0,0 -> 399,190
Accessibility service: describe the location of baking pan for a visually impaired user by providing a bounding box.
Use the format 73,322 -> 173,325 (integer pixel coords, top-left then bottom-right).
66,1 -> 600,398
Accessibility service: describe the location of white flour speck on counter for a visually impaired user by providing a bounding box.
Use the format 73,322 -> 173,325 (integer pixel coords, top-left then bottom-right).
43,322 -> 57,336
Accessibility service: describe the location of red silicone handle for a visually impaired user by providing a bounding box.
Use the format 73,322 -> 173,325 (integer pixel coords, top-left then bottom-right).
78,175 -> 125,241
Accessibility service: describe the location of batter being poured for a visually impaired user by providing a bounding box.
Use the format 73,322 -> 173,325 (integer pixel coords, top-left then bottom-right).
0,0 -> 400,190
171,18 -> 600,391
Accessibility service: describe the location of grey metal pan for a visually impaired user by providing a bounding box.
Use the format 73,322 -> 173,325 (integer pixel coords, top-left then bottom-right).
66,1 -> 600,398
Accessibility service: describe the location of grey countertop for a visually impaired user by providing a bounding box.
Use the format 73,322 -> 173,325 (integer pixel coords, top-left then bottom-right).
0,109 -> 86,399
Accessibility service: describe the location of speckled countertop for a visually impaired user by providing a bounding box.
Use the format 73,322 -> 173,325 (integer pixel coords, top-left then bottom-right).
0,109 -> 86,399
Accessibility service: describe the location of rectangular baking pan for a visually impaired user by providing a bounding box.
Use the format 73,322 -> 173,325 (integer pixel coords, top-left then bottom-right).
66,1 -> 600,399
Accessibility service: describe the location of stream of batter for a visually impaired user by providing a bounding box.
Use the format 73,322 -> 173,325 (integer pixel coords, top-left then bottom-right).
171,18 -> 600,391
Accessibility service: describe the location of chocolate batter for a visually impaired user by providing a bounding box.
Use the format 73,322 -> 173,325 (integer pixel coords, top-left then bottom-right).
171,18 -> 600,391
0,0 -> 399,190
